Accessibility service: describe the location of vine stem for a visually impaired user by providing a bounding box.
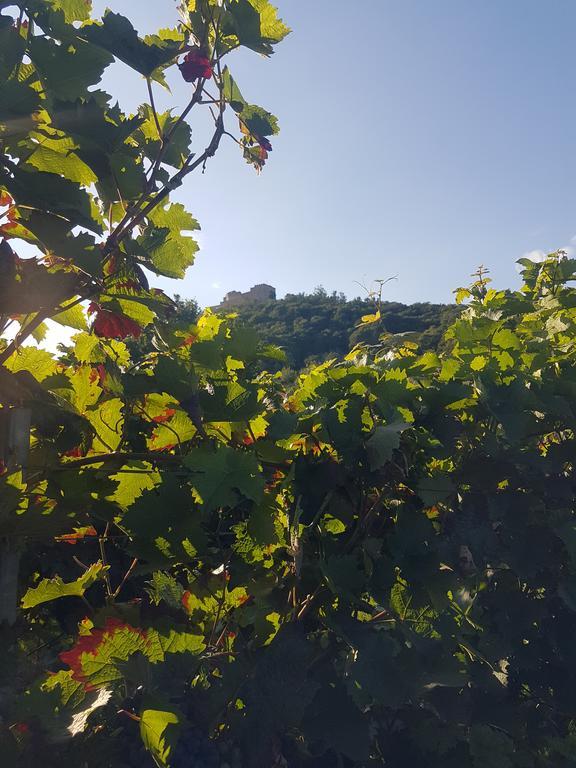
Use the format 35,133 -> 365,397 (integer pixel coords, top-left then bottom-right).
99,523 -> 113,599
146,76 -> 163,142
113,558 -> 138,599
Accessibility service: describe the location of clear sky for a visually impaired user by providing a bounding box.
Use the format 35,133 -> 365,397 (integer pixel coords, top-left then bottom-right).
92,0 -> 576,307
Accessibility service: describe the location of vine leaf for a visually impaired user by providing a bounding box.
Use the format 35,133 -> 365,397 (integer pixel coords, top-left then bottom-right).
140,708 -> 180,767
184,445 -> 265,511
83,12 -> 182,77
365,421 -> 409,470
21,562 -> 107,609
226,0 -> 290,56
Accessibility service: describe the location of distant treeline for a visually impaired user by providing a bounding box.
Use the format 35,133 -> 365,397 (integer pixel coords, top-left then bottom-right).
174,289 -> 460,370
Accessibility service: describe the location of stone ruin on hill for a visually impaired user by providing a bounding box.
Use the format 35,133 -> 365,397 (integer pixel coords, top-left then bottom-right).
216,284 -> 276,309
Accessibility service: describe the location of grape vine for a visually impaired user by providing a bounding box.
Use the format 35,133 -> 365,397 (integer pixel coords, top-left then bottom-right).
2,3 -> 576,768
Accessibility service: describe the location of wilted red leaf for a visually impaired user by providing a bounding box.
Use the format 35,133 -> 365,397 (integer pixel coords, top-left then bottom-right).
103,253 -> 118,277
62,446 -> 84,458
88,304 -> 142,340
237,594 -> 251,606
182,590 -> 193,614
115,278 -> 140,291
55,526 -> 98,545
257,136 -> 273,153
178,49 -> 212,81
89,364 -> 107,387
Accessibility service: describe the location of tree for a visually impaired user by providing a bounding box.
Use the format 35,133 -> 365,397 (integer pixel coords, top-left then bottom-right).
219,290 -> 459,370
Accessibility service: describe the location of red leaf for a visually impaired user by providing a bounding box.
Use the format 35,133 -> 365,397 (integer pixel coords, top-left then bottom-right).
152,408 -> 176,424
238,595 -> 251,607
182,591 -> 193,614
257,136 -> 273,153
55,526 -> 98,545
178,49 -> 212,81
60,618 -> 148,689
62,446 -> 84,458
90,305 -> 143,340
89,364 -> 107,387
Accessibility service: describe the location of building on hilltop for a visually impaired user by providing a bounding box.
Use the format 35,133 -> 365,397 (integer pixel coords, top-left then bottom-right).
217,284 -> 276,309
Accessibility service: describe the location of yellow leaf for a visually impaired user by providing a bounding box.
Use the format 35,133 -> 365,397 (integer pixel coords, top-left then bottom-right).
360,310 -> 381,325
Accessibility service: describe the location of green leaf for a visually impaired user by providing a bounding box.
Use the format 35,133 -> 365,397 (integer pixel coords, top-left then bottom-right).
51,96 -> 144,153
86,397 -> 124,451
228,0 -> 290,55
73,333 -> 105,363
140,203 -> 200,278
352,633 -> 408,708
251,0 -> 291,43
8,166 -> 102,233
146,572 -> 185,609
365,422 -> 409,470
140,709 -> 180,767
470,355 -> 487,371
222,66 -> 246,112
492,328 -> 521,350
469,725 -> 514,768
5,346 -> 57,381
121,479 -> 207,564
0,80 -> 41,137
149,409 -> 197,451
304,686 -> 370,762
439,358 -> 461,381
239,626 -> 319,761
183,445 -> 265,510
110,464 -> 161,509
137,105 -> 192,168
149,628 -> 205,657
69,364 -> 101,412
417,474 -> 454,507
454,287 -> 471,304
22,562 -> 106,609
29,36 -> 113,100
41,669 -> 88,711
31,322 -> 48,343
240,103 -> 279,137
61,621 -> 153,688
26,132 -> 98,185
50,0 -> 92,22
52,300 -> 87,330
0,17 -> 26,81
83,12 -> 181,76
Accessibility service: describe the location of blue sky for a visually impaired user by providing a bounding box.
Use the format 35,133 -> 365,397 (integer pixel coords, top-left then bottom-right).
92,0 -> 576,307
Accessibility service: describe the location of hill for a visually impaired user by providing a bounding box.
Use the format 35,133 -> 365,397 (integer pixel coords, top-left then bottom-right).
221,288 -> 460,369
